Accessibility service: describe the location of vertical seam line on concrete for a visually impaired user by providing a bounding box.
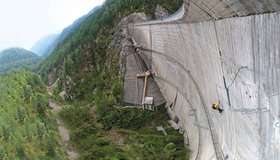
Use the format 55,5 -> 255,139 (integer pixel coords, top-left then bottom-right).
213,20 -> 232,108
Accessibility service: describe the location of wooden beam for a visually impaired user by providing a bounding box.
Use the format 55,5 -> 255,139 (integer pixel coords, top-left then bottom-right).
142,71 -> 150,109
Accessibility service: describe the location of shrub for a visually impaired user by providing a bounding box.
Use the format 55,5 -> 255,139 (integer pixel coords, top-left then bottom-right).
112,152 -> 130,160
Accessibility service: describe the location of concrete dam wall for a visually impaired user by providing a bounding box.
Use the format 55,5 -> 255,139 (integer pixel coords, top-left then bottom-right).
130,1 -> 280,160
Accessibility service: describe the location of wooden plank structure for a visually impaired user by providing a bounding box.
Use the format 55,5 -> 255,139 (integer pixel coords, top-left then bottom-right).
123,46 -> 165,110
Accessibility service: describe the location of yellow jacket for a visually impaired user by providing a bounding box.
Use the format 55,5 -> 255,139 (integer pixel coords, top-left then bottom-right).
213,103 -> 219,109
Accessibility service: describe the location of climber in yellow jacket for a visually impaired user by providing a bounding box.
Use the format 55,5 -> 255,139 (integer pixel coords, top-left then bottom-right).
212,103 -> 223,113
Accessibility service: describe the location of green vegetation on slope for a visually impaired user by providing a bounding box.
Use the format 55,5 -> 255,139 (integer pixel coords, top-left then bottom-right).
39,0 -> 188,159
0,48 -> 41,74
0,70 -> 67,159
59,97 -> 190,160
39,0 -> 183,100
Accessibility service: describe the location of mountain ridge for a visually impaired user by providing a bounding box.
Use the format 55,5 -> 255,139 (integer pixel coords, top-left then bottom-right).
31,6 -> 102,58
0,47 -> 40,73
31,34 -> 59,57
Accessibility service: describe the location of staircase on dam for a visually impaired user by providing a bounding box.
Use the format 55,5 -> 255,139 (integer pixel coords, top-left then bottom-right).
130,0 -> 280,160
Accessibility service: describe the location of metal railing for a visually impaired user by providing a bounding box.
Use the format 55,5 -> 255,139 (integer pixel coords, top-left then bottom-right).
134,4 -> 186,26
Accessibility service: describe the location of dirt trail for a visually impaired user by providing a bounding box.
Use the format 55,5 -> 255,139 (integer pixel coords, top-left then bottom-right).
49,100 -> 78,159
46,78 -> 59,96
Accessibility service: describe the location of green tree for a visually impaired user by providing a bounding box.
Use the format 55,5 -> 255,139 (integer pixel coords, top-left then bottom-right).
17,107 -> 26,124
0,147 -> 6,160
16,145 -> 26,160
2,125 -> 11,141
23,85 -> 32,102
36,123 -> 46,140
45,137 -> 56,158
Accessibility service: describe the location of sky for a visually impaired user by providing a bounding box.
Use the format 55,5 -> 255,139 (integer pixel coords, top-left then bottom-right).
0,0 -> 105,51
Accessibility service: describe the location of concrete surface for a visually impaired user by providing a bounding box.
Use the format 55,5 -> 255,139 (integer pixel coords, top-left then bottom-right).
136,0 -> 280,25
130,1 -> 280,159
123,45 -> 166,107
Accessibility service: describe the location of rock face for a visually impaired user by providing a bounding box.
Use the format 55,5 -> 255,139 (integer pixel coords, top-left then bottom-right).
48,67 -> 75,100
63,75 -> 76,100
112,13 -> 166,107
154,5 -> 169,19
47,68 -> 58,86
109,13 -> 148,76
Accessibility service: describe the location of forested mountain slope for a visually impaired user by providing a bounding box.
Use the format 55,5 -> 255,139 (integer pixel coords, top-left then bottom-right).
0,48 -> 40,74
0,71 -> 67,159
40,0 -> 182,99
38,0 -> 189,159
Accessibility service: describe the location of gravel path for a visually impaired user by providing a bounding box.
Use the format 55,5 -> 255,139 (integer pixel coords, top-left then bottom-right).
49,100 -> 78,159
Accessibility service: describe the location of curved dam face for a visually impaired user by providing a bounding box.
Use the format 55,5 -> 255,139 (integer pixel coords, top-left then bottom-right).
131,2 -> 280,160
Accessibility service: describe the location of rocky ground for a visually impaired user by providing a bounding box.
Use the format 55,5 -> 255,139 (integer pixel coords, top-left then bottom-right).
49,100 -> 78,159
